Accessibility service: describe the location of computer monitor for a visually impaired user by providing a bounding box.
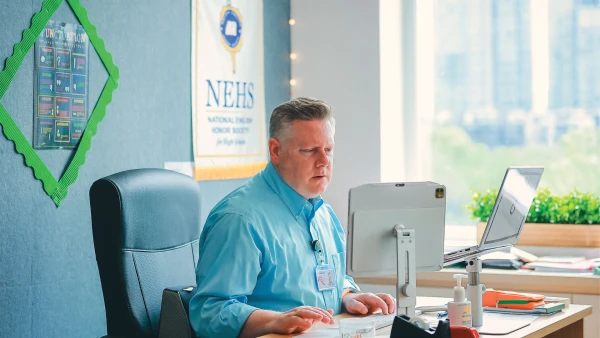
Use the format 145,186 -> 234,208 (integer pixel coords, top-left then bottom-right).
346,182 -> 446,278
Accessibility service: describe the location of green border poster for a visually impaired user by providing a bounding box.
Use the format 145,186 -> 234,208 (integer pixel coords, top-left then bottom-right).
34,20 -> 89,149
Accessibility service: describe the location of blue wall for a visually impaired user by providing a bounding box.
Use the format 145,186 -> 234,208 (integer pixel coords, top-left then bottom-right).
0,0 -> 290,336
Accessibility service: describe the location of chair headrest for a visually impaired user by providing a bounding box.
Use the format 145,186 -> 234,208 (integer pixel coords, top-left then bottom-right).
90,168 -> 202,251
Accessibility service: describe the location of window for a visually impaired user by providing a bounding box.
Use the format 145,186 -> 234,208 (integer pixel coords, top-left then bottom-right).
415,0 -> 600,226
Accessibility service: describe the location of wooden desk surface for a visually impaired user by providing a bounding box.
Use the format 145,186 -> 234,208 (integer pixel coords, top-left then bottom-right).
354,268 -> 600,295
259,296 -> 593,338
416,297 -> 593,338
507,303 -> 591,338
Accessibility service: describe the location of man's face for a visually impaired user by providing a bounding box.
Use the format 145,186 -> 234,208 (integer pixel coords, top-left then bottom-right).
269,119 -> 334,199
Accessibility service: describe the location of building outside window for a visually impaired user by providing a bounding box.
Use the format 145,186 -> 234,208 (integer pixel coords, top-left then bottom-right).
420,0 -> 600,225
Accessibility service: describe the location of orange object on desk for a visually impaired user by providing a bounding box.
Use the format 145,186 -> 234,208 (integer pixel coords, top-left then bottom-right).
450,326 -> 480,338
482,288 -> 545,310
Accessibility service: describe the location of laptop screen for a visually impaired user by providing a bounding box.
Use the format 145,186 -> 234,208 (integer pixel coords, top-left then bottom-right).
480,167 -> 543,250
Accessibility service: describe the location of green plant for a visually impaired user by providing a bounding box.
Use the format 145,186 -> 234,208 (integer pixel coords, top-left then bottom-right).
465,188 -> 600,224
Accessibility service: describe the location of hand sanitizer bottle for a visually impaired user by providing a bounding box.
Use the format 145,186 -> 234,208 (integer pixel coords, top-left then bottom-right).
447,274 -> 472,327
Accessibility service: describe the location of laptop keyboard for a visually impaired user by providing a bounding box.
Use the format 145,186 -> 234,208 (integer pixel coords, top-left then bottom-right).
444,246 -> 477,262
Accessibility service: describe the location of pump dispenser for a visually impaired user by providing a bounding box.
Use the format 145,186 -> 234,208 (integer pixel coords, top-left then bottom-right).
447,274 -> 472,327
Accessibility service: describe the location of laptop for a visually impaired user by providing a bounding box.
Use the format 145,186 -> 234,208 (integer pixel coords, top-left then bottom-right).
444,167 -> 544,266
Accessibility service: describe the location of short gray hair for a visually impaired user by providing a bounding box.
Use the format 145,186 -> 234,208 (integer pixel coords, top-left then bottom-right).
269,97 -> 335,140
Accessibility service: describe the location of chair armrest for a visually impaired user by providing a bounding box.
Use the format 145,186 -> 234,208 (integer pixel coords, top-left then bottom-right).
158,286 -> 197,338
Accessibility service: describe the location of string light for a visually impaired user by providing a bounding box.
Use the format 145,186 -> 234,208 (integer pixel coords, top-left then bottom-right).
289,19 -> 296,93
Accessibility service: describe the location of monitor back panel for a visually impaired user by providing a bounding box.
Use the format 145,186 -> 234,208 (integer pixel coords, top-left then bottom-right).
347,182 -> 446,277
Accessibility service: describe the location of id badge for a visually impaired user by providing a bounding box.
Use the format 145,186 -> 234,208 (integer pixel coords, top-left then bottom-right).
315,264 -> 336,291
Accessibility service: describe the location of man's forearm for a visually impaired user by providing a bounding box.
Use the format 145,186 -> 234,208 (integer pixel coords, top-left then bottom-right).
238,309 -> 279,338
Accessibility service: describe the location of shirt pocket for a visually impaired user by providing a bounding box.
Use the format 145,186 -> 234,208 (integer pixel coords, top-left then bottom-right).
330,252 -> 347,314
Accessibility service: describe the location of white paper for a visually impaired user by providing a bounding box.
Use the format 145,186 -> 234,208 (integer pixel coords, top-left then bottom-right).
297,328 -> 340,338
477,313 -> 538,335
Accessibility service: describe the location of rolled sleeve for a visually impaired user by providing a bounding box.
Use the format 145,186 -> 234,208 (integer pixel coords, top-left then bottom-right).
189,213 -> 265,338
203,299 -> 259,338
343,275 -> 361,292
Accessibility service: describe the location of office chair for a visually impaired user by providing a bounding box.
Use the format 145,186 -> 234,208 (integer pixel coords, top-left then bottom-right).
90,168 -> 202,338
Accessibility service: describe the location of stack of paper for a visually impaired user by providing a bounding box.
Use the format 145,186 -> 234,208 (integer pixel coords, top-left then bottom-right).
536,256 -> 586,264
524,256 -> 596,273
544,296 -> 571,307
510,247 -> 538,263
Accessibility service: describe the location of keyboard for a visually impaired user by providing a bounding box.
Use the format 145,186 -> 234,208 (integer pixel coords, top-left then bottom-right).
366,313 -> 397,330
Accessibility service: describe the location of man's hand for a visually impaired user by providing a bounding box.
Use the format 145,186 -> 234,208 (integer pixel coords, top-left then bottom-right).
267,306 -> 335,334
342,292 -> 396,315
240,306 -> 335,337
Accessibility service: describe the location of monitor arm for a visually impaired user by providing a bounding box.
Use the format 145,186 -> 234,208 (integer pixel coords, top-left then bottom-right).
466,257 -> 486,327
393,224 -> 416,317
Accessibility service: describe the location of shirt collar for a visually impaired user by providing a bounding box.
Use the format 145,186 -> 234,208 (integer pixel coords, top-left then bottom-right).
262,161 -> 323,219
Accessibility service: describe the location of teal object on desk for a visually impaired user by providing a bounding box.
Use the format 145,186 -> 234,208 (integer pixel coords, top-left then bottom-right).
485,302 -> 565,314
594,267 -> 600,276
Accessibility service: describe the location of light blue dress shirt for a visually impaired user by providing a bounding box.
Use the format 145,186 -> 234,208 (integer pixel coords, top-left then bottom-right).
189,161 -> 360,338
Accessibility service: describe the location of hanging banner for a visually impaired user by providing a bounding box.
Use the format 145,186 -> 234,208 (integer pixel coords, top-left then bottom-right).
192,0 -> 267,180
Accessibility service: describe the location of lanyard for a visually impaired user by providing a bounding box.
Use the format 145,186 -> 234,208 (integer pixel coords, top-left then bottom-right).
310,239 -> 325,265
300,202 -> 326,265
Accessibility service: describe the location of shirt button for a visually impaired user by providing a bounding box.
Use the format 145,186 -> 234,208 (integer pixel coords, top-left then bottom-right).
295,215 -> 299,219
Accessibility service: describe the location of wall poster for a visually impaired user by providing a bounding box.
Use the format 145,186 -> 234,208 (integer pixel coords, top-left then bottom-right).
34,20 -> 89,149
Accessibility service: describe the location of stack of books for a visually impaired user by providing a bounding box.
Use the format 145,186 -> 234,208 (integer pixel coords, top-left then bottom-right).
484,302 -> 565,315
482,289 -> 569,316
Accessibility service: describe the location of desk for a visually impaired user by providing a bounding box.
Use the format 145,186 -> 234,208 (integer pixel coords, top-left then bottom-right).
260,297 -> 592,338
355,269 -> 600,337
416,297 -> 592,338
354,268 -> 600,295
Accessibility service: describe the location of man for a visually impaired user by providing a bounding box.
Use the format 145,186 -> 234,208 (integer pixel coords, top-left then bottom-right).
189,97 -> 395,338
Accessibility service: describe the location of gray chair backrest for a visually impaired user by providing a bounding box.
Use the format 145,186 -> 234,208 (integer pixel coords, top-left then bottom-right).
90,169 -> 201,337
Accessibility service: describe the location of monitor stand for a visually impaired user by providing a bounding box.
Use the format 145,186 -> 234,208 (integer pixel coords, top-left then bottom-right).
393,224 -> 416,317
392,225 -> 487,327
